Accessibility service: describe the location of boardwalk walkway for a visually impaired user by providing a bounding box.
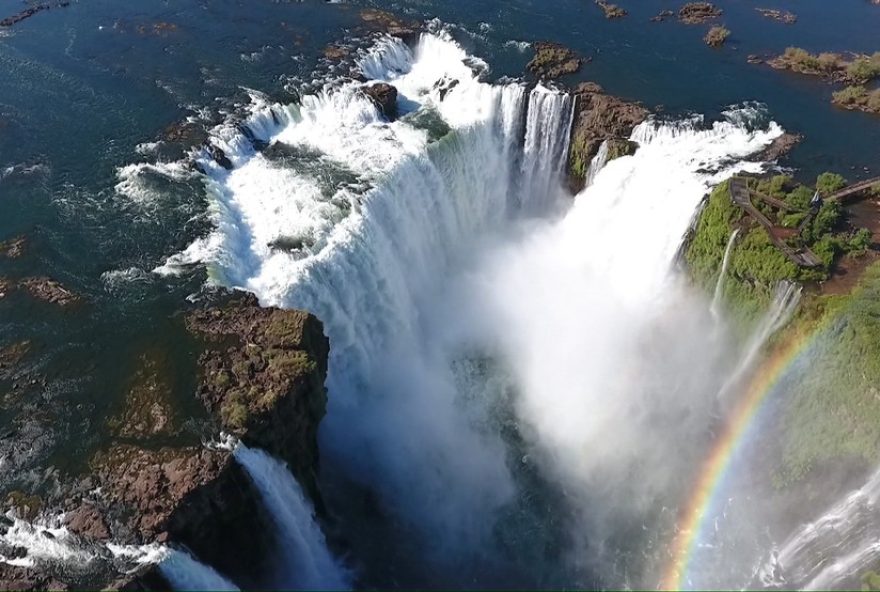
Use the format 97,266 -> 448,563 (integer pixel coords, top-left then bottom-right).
729,178 -> 822,267
826,177 -> 880,202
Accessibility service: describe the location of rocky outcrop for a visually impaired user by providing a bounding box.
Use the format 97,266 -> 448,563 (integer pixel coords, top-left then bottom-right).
187,294 -> 329,501
0,2 -> 69,28
19,277 -> 80,307
0,236 -> 26,259
650,9 -> 675,22
756,8 -> 797,24
359,9 -> 420,45
678,2 -> 722,24
0,563 -> 69,591
753,132 -> 802,161
704,25 -> 730,47
2,293 -> 332,589
527,43 -> 583,80
595,0 -> 627,19
362,83 -> 399,120
567,82 -> 649,193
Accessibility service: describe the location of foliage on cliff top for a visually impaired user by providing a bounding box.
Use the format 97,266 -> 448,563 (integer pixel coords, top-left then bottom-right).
686,175 -> 871,326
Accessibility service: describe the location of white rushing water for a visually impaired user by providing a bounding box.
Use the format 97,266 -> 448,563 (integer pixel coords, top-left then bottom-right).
756,467 -> 880,590
233,444 -> 349,590
1,512 -> 233,591
152,29 -> 791,586
158,548 -> 240,591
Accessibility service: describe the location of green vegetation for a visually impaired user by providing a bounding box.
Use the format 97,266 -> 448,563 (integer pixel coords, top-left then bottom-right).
777,262 -> 880,485
846,52 -> 880,84
863,571 -> 880,591
686,175 -> 869,327
774,47 -> 843,76
704,25 -> 730,48
833,85 -> 880,114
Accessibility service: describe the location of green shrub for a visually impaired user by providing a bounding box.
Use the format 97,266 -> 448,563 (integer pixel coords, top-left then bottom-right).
846,57 -> 880,83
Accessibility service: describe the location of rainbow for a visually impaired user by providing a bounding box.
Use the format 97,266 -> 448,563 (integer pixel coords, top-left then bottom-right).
660,326 -> 826,591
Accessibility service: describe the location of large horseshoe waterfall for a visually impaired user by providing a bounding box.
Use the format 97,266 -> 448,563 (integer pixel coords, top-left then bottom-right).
3,4 -> 880,591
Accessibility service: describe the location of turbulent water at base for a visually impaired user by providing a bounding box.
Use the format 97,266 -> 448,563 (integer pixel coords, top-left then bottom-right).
158,549 -> 240,591
0,513 -> 231,589
152,30 -> 792,589
754,467 -> 880,590
233,444 -> 349,590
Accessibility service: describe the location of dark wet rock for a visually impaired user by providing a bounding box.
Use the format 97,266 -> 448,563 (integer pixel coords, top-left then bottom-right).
704,25 -> 730,47
323,43 -> 349,61
0,563 -> 69,591
0,2 -> 70,28
362,83 -> 399,120
0,236 -> 26,259
756,8 -> 797,24
359,8 -> 420,45
135,22 -> 179,36
64,502 -> 111,540
606,138 -> 640,161
650,9 -> 674,22
89,444 -> 275,587
434,77 -> 460,101
108,350 -> 177,439
0,277 -> 11,300
567,82 -> 649,193
595,0 -> 627,19
678,2 -> 722,24
187,293 -> 329,500
527,42 -> 583,80
0,341 -> 30,379
754,132 -> 802,161
206,143 -> 233,170
5,491 -> 42,521
747,54 -> 764,64
19,277 -> 80,307
163,121 -> 209,148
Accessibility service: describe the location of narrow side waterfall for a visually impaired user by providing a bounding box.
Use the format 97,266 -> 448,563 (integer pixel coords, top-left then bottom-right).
710,228 -> 740,320
756,467 -> 880,590
583,139 -> 610,189
158,549 -> 240,591
716,281 -> 802,407
233,444 -> 349,590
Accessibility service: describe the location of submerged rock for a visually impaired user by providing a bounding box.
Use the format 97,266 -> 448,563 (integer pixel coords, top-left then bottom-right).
527,42 -> 583,80
567,82 -> 649,193
650,9 -> 675,22
19,277 -> 80,307
756,8 -> 797,24
678,2 -> 722,24
595,0 -> 627,19
362,83 -> 399,120
0,236 -> 26,259
108,350 -> 177,439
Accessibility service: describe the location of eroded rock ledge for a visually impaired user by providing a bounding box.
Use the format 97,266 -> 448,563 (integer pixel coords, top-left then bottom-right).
566,82 -> 649,193
2,294 -> 331,590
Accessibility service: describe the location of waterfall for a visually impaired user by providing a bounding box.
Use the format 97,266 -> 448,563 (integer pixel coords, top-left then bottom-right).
710,228 -> 740,320
583,139 -> 610,189
233,444 -> 350,590
148,28 -> 786,585
158,549 -> 240,591
755,467 -> 880,590
716,281 -> 802,407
